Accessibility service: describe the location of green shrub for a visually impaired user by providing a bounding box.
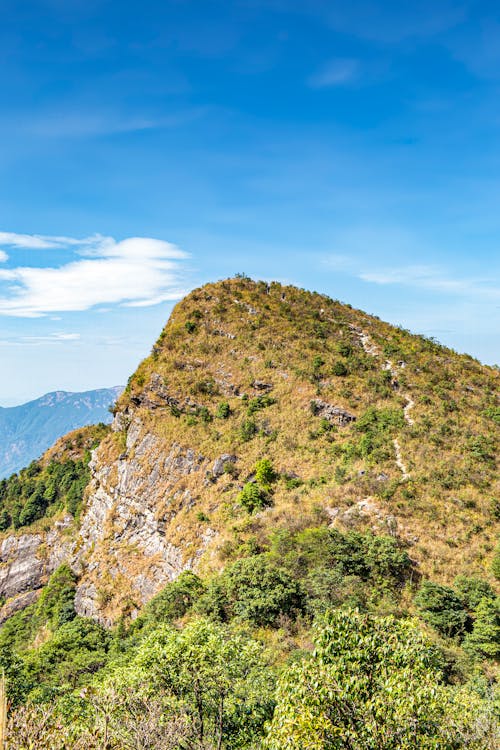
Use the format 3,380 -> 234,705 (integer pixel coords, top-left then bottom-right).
491,542 -> 500,580
247,394 -> 275,415
254,458 -> 277,486
453,576 -> 495,611
415,581 -> 469,637
135,571 -> 205,628
463,597 -> 500,660
238,483 -> 270,513
239,419 -> 258,442
216,401 -> 231,419
214,555 -> 304,626
332,361 -> 348,376
265,610 -> 494,749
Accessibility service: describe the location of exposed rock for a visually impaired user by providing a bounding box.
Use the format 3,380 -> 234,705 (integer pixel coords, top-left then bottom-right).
311,399 -> 356,426
0,534 -> 44,599
73,425 -> 210,621
252,380 -> 273,392
212,454 -> 237,477
0,589 -> 40,623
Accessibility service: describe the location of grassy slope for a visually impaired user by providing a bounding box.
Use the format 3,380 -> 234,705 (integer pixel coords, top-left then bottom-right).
100,276 -> 499,587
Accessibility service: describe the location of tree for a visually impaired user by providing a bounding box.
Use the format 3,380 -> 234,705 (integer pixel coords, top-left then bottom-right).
265,610 -> 495,750
463,597 -> 500,660
454,575 -> 495,611
415,581 -> 469,637
107,618 -> 275,749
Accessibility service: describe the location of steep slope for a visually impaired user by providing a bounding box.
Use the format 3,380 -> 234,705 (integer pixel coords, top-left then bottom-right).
0,277 -> 498,626
0,386 -> 123,478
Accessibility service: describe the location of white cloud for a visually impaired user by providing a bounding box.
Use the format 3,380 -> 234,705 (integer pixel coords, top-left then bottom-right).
308,58 -> 359,88
0,233 -> 189,317
358,265 -> 499,297
0,250 -> 7,262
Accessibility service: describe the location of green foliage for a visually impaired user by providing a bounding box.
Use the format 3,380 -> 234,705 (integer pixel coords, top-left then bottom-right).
0,456 -> 91,530
184,320 -> 197,333
415,581 -> 469,637
254,458 -> 277,486
109,618 -> 275,749
198,554 -> 304,627
332,360 -> 348,376
132,571 -> 205,630
247,394 -> 276,416
239,418 -> 258,442
216,401 -> 231,419
337,342 -> 352,357
237,482 -> 270,513
269,526 -> 412,614
467,435 -> 495,463
492,541 -> 500,580
453,575 -> 495,611
265,610 -> 497,749
463,597 -> 500,660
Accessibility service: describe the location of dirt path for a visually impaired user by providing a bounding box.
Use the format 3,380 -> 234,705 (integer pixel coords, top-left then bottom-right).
350,325 -> 413,478
393,438 -> 410,480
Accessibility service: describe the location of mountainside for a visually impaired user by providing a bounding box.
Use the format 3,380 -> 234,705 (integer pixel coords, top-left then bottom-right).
0,386 -> 123,479
0,276 -> 497,624
0,277 -> 498,747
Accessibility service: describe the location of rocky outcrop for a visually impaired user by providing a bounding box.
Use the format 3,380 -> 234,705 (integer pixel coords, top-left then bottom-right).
311,400 -> 356,426
0,534 -> 44,600
0,514 -> 76,608
73,417 -> 212,623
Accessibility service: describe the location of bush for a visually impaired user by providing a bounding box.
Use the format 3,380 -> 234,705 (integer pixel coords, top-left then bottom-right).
453,576 -> 495,611
265,610 -> 497,750
332,361 -> 348,376
215,401 -> 231,419
238,483 -> 270,513
491,542 -> 500,580
135,571 -> 205,628
218,555 -> 304,626
239,419 -> 258,442
463,597 -> 500,660
415,581 -> 469,637
254,458 -> 277,487
247,394 -> 275,415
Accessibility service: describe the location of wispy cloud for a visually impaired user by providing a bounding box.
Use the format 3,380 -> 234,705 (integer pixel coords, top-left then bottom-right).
25,108 -> 206,139
0,233 -> 189,317
0,251 -> 7,262
0,332 -> 81,346
323,253 -> 500,299
357,265 -> 500,298
308,58 -> 359,88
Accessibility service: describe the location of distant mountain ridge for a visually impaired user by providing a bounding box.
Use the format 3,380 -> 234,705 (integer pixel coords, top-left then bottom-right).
0,386 -> 123,478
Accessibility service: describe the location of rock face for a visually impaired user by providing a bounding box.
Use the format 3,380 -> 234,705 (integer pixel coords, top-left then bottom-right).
0,534 -> 44,600
72,415 -> 211,624
0,516 -> 75,618
0,416 -> 216,626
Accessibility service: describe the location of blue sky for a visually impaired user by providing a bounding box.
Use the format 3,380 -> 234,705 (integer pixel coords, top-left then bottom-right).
0,0 -> 499,405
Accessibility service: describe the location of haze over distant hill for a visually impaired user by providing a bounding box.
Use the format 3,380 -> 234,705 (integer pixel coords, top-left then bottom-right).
0,386 -> 123,478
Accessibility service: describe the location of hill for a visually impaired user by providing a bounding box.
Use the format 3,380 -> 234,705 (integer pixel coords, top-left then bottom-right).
0,386 -> 123,478
0,277 -> 498,747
